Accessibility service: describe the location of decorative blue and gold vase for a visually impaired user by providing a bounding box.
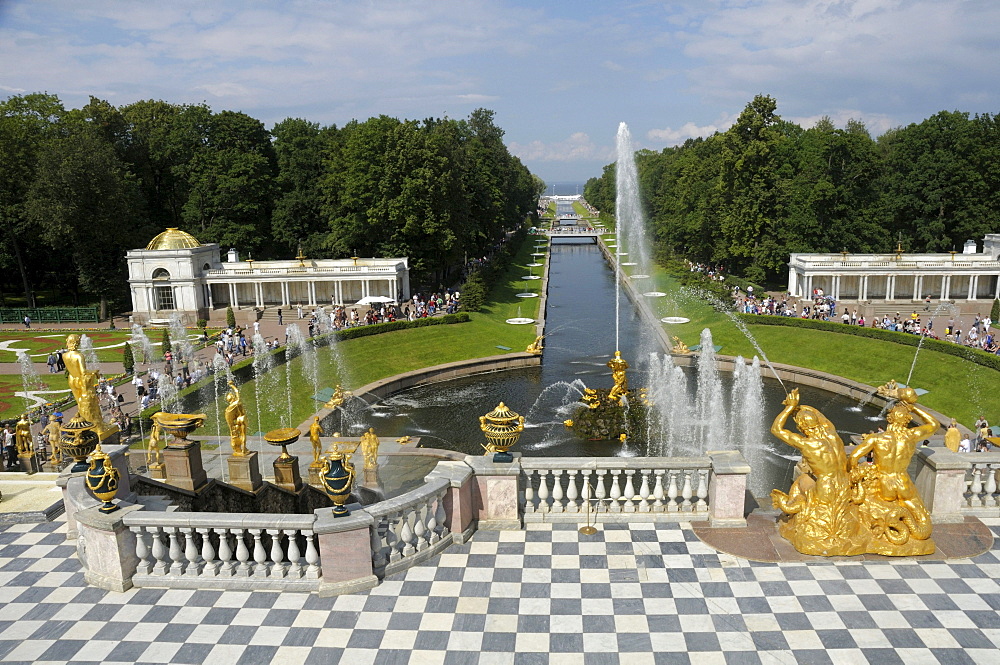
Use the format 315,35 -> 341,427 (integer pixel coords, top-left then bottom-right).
320,452 -> 355,518
84,443 -> 121,513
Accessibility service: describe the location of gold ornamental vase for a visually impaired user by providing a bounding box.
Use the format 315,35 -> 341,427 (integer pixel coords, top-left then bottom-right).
480,402 -> 524,463
264,428 -> 301,460
61,416 -> 100,473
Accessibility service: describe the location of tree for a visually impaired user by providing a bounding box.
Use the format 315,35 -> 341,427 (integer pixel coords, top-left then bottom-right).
122,342 -> 135,374
226,306 -> 236,329
161,328 -> 171,358
26,123 -> 147,318
991,299 -> 999,326
271,118 -> 330,256
0,93 -> 67,306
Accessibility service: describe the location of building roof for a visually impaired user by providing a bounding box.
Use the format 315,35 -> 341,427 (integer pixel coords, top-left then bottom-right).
146,228 -> 202,251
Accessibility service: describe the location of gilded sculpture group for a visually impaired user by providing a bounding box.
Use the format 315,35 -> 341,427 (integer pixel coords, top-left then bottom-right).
771,381 -> 939,556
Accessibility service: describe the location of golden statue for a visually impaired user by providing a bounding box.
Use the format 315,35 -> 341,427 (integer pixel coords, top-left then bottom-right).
224,381 -> 249,457
526,336 -> 544,355
396,436 -> 411,445
309,416 -> 323,467
146,422 -> 164,468
360,427 -> 380,470
582,388 -> 601,410
772,383 -> 939,557
323,384 -> 353,410
848,385 -> 938,555
44,417 -> 62,464
15,414 -> 33,456
607,350 -> 629,402
670,336 -> 690,354
770,389 -> 866,556
64,334 -> 110,435
944,419 -> 961,452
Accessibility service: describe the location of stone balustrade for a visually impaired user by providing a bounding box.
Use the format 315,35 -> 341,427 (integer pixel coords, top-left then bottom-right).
520,457 -> 712,521
124,513 -> 321,591
964,452 -> 1000,514
366,477 -> 452,578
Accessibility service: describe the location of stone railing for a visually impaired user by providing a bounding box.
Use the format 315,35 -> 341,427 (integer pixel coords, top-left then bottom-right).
963,452 -> 1000,514
64,449 -> 751,595
520,457 -> 711,520
124,513 -> 321,591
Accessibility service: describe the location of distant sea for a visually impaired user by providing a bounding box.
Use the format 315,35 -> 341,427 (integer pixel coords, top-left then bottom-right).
546,182 -> 587,196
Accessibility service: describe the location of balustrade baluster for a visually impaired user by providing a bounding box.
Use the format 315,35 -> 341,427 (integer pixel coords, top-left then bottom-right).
303,530 -> 321,578
622,470 -> 637,513
523,471 -> 535,513
268,529 -> 286,578
638,470 -> 651,513
370,520 -> 387,571
413,504 -> 428,552
970,467 -> 984,508
985,465 -> 998,508
167,527 -> 185,575
217,528 -> 235,577
235,528 -> 251,577
435,495 -> 448,539
285,530 -> 302,579
426,497 -> 440,545
551,469 -> 565,513
150,527 -> 168,575
251,529 -> 268,578
537,471 -> 551,514
652,470 -> 665,511
696,470 -> 709,512
385,513 -> 401,563
595,470 -> 608,516
609,470 -> 622,513
182,528 -> 200,577
400,512 -> 416,557
198,528 -> 217,577
132,527 -> 151,575
681,471 -> 694,511
666,470 -> 679,512
565,469 -> 580,513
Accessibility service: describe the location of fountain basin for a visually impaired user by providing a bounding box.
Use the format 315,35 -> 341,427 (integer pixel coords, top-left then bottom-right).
505,318 -> 535,325
660,316 -> 690,324
516,293 -> 539,298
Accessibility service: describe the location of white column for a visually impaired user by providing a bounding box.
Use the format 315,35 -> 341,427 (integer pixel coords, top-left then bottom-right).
206,285 -> 214,309
860,276 -> 867,301
391,278 -> 398,301
969,275 -> 979,300
994,274 -> 1000,300
833,275 -> 840,301
804,275 -> 812,299
943,276 -> 950,300
335,281 -> 343,306
231,283 -> 240,309
887,275 -> 895,301
308,282 -> 316,306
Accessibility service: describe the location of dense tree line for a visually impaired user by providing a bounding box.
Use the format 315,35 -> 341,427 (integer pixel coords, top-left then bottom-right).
585,95 -> 1000,283
0,94 -> 541,315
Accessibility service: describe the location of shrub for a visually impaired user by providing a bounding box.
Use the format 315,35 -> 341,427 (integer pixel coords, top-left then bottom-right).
196,318 -> 207,329
991,299 -> 999,326
226,306 -> 236,329
459,273 -> 488,312
740,314 -> 1000,372
122,342 -> 135,374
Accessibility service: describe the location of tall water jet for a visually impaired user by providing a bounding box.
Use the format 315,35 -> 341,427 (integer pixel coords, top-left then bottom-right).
169,313 -> 193,363
16,350 -> 44,412
694,328 -> 728,448
79,334 -> 99,368
211,353 -> 234,480
251,332 -> 278,437
130,324 -> 154,364
732,356 -> 768,497
614,123 -> 653,280
287,324 -> 320,414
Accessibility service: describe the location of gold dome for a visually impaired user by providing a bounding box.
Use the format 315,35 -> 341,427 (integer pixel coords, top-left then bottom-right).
146,228 -> 201,250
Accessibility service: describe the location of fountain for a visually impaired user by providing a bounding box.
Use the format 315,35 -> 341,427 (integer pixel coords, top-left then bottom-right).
79,334 -> 100,368
15,350 -> 46,412
251,332 -> 278,439
130,324 -> 154,364
168,313 -> 193,363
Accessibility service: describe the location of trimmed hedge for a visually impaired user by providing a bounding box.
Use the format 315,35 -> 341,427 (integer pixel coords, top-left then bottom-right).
738,314 -> 1000,372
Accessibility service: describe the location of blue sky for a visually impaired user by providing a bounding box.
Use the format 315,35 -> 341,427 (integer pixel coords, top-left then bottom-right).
3,0 -> 999,183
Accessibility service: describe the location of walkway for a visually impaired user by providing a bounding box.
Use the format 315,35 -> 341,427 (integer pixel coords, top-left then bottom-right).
0,516 -> 998,664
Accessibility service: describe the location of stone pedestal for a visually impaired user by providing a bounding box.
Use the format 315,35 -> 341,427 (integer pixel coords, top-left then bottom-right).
707,451 -> 750,527
148,462 -> 166,480
273,456 -> 302,492
913,448 -> 969,523
308,464 -> 323,488
17,454 -> 40,475
464,454 -> 522,530
163,442 -> 208,492
228,452 -> 264,492
315,510 -> 378,596
76,504 -> 142,592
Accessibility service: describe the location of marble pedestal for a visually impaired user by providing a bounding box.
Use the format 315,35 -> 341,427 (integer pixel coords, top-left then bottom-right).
17,454 -> 40,475
228,452 -> 264,492
163,441 -> 208,492
147,462 -> 166,480
308,463 -> 323,488
273,456 -> 302,492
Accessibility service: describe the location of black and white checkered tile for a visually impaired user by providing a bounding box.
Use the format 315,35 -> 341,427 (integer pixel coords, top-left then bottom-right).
0,517 -> 998,664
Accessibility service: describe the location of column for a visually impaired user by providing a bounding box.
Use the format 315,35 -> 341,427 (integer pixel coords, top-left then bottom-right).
230,283 -> 239,309
308,282 -> 316,306
860,275 -> 868,301
914,275 -> 922,301
833,275 -> 840,301
391,278 -> 398,301
206,284 -> 214,309
994,274 -> 1000,300
335,281 -> 343,306
803,275 -> 812,299
255,283 -> 263,307
281,282 -> 289,306
969,275 -> 979,300
943,275 -> 951,300
362,280 -> 370,299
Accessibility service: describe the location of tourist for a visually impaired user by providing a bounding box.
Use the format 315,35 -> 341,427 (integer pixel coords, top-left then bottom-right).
46,352 -> 57,373
277,308 -> 283,325
959,435 -> 972,453
23,315 -> 30,329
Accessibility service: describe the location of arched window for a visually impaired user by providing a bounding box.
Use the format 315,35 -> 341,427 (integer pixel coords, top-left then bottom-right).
151,268 -> 171,280
203,263 -> 211,272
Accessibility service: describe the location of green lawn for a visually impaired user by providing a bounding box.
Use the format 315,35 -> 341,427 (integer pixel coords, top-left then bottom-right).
0,374 -> 72,421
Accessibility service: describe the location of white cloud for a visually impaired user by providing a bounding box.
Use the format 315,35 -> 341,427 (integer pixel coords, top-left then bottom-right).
509,132 -> 613,163
647,117 -> 732,145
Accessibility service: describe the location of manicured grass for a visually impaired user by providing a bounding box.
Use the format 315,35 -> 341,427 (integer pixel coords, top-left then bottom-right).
617,259 -> 997,427
0,330 -> 134,363
0,374 -> 71,421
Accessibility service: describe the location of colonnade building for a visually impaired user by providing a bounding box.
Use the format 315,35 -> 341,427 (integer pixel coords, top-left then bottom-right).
127,228 -> 410,324
787,234 -> 1000,315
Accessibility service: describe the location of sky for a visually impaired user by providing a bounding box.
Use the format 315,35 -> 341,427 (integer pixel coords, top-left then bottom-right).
2,0 -> 1000,184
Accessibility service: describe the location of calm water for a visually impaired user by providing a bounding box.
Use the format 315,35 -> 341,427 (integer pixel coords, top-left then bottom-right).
343,241 -> 881,493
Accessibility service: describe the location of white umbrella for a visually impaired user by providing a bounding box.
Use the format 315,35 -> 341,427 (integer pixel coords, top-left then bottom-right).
356,296 -> 395,305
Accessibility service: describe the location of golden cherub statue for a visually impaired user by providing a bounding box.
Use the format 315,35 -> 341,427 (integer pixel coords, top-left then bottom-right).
224,381 -> 249,457
324,384 -> 353,410
526,336 -> 544,355
15,414 -> 33,457
607,350 -> 629,402
670,336 -> 690,354
360,427 -> 380,470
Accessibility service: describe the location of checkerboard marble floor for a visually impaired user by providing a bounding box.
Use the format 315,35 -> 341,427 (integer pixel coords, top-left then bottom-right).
1,517 -> 998,665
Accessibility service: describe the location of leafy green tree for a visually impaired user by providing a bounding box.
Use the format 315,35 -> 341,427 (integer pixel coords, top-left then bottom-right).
122,342 -> 135,374
226,306 -> 236,329
459,272 -> 487,312
991,299 -> 999,325
26,123 -> 147,317
271,118 -> 330,256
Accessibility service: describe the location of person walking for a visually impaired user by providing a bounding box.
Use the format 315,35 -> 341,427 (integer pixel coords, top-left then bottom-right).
46,352 -> 57,373
23,315 -> 30,329
277,308 -> 283,325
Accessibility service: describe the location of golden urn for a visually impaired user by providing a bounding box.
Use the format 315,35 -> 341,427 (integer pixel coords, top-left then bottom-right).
479,402 -> 524,463
84,443 -> 121,513
61,416 -> 100,472
151,412 -> 207,447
